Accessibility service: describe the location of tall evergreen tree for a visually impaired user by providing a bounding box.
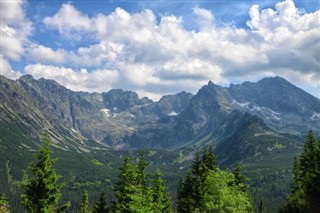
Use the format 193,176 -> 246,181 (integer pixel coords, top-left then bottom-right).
232,163 -> 247,192
203,169 -> 254,213
112,157 -> 138,212
291,157 -> 302,193
21,134 -> 69,213
79,191 -> 90,213
300,130 -> 317,181
113,153 -> 172,213
279,130 -> 320,213
177,172 -> 195,213
177,147 -> 218,212
137,151 -> 148,187
93,192 -> 108,213
153,169 -> 172,213
202,146 -> 217,172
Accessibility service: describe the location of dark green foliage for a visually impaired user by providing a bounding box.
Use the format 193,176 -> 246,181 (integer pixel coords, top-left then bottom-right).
280,130 -> 320,213
137,151 -> 148,187
232,163 -> 247,192
93,192 -> 108,213
112,153 -> 173,213
79,191 -> 90,213
177,147 -> 253,213
204,169 -> 254,213
21,134 -> 70,213
112,157 -> 138,212
177,172 -> 195,213
258,199 -> 266,213
153,169 -> 172,213
177,147 -> 217,212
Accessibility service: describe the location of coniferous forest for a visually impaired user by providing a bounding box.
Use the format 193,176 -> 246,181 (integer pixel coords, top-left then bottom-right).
1,130 -> 319,213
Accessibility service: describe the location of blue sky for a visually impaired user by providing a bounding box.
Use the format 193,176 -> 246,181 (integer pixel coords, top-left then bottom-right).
1,0 -> 320,99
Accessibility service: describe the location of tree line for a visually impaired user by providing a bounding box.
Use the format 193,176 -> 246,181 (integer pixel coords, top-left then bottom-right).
1,130 -> 319,212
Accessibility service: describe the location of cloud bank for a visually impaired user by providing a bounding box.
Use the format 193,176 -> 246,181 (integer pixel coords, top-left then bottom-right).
1,0 -> 319,99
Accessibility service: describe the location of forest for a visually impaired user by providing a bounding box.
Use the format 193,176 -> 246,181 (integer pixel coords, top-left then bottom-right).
0,130 -> 319,213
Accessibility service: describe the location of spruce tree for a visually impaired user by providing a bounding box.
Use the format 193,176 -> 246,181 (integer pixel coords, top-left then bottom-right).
79,191 -> 90,213
232,163 -> 247,192
203,169 -> 254,213
291,157 -> 302,193
137,151 -> 148,187
153,169 -> 172,213
93,192 -> 108,213
112,157 -> 138,212
300,130 -> 317,181
177,147 -> 218,212
202,146 -> 217,171
279,130 -> 320,213
177,172 -> 195,213
21,134 -> 69,213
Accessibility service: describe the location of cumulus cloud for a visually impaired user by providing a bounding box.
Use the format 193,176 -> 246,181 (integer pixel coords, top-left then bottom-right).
0,56 -> 22,79
36,0 -> 319,99
27,45 -> 66,64
0,0 -> 32,60
1,0 -> 318,99
43,3 -> 92,40
193,7 -> 215,29
25,64 -> 118,92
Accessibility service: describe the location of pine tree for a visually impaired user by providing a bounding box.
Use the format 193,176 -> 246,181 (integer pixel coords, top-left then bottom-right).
21,134 -> 70,213
291,157 -> 302,193
201,146 -> 217,172
93,192 -> 108,213
300,130 -> 317,180
153,169 -> 172,213
112,157 -> 138,212
279,130 -> 320,213
177,147 -> 218,212
177,172 -> 195,213
79,191 -> 90,213
137,151 -> 148,187
232,163 -> 247,192
203,169 -> 254,213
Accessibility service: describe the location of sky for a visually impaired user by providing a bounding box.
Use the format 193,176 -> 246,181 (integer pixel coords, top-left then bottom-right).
1,0 -> 320,100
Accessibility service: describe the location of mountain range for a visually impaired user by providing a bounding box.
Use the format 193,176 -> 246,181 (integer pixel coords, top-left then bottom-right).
1,74 -> 319,212
1,74 -> 319,151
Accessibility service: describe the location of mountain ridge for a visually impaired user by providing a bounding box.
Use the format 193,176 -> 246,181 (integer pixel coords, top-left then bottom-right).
1,74 -> 319,150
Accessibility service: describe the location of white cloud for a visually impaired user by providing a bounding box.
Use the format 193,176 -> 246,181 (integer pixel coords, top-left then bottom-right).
0,0 -> 32,60
27,45 -> 66,64
3,0 -> 316,99
0,56 -> 22,79
193,7 -> 215,29
24,64 -> 118,92
43,3 -> 92,40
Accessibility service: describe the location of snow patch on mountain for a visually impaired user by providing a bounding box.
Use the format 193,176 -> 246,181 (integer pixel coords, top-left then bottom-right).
100,108 -> 110,117
231,100 -> 281,120
168,111 -> 178,116
311,112 -> 320,120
